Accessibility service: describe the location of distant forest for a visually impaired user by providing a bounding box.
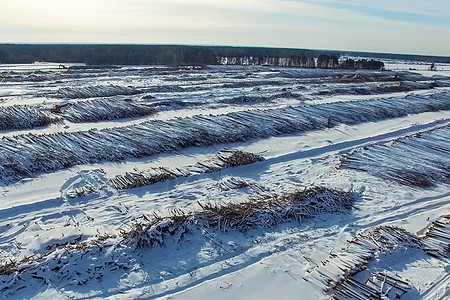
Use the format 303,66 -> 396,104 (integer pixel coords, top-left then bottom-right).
0,44 -> 448,67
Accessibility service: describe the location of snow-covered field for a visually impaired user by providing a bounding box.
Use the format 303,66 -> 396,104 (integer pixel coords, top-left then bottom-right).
0,61 -> 449,299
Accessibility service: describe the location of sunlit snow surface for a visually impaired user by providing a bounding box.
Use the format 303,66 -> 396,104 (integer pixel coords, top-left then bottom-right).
0,61 -> 449,299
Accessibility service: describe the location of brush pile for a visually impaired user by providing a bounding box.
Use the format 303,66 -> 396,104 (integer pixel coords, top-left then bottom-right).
339,125 -> 450,187
110,149 -> 264,190
110,167 -> 179,190
0,186 -> 355,289
124,186 -> 356,248
202,149 -> 265,171
196,187 -> 354,230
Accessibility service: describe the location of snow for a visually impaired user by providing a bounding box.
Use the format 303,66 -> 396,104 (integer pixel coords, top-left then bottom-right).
0,62 -> 449,299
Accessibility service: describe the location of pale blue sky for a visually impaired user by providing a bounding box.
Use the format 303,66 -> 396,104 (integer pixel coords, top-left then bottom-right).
1,0 -> 449,56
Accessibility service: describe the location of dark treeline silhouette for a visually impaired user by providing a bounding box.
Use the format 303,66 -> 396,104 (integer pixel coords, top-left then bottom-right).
0,44 -> 325,66
211,46 -> 332,59
0,44 -> 448,67
0,44 -> 217,65
341,58 -> 385,70
317,54 -> 339,68
316,55 -> 385,70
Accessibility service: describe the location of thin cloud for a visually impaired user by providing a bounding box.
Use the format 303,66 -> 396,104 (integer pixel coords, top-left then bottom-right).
0,0 -> 449,56
295,0 -> 450,25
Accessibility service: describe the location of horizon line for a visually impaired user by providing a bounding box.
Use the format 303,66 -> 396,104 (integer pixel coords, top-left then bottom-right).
1,42 -> 449,59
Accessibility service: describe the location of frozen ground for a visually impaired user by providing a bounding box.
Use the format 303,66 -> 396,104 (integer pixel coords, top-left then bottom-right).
0,61 -> 449,299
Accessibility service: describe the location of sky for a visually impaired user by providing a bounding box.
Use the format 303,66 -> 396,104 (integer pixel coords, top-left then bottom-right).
0,0 -> 449,56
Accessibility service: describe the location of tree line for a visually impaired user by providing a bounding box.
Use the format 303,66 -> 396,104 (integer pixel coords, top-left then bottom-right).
0,44 -> 217,65
3,44 -> 445,70
219,54 -> 385,70
317,55 -> 385,70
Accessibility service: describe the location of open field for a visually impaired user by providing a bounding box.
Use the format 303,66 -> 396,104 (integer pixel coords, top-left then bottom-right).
0,62 -> 449,299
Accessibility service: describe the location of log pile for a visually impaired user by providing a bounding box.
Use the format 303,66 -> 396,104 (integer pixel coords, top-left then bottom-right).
339,125 -> 450,187
0,70 -> 63,82
0,105 -> 61,130
219,92 -> 302,105
57,84 -> 143,99
314,80 -> 443,97
0,98 -> 156,131
306,216 -> 449,299
1,92 -> 449,183
333,277 -> 382,299
62,98 -> 157,123
304,226 -> 419,293
333,272 -> 412,300
217,176 -> 251,191
65,184 -> 97,198
421,214 -> 450,258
